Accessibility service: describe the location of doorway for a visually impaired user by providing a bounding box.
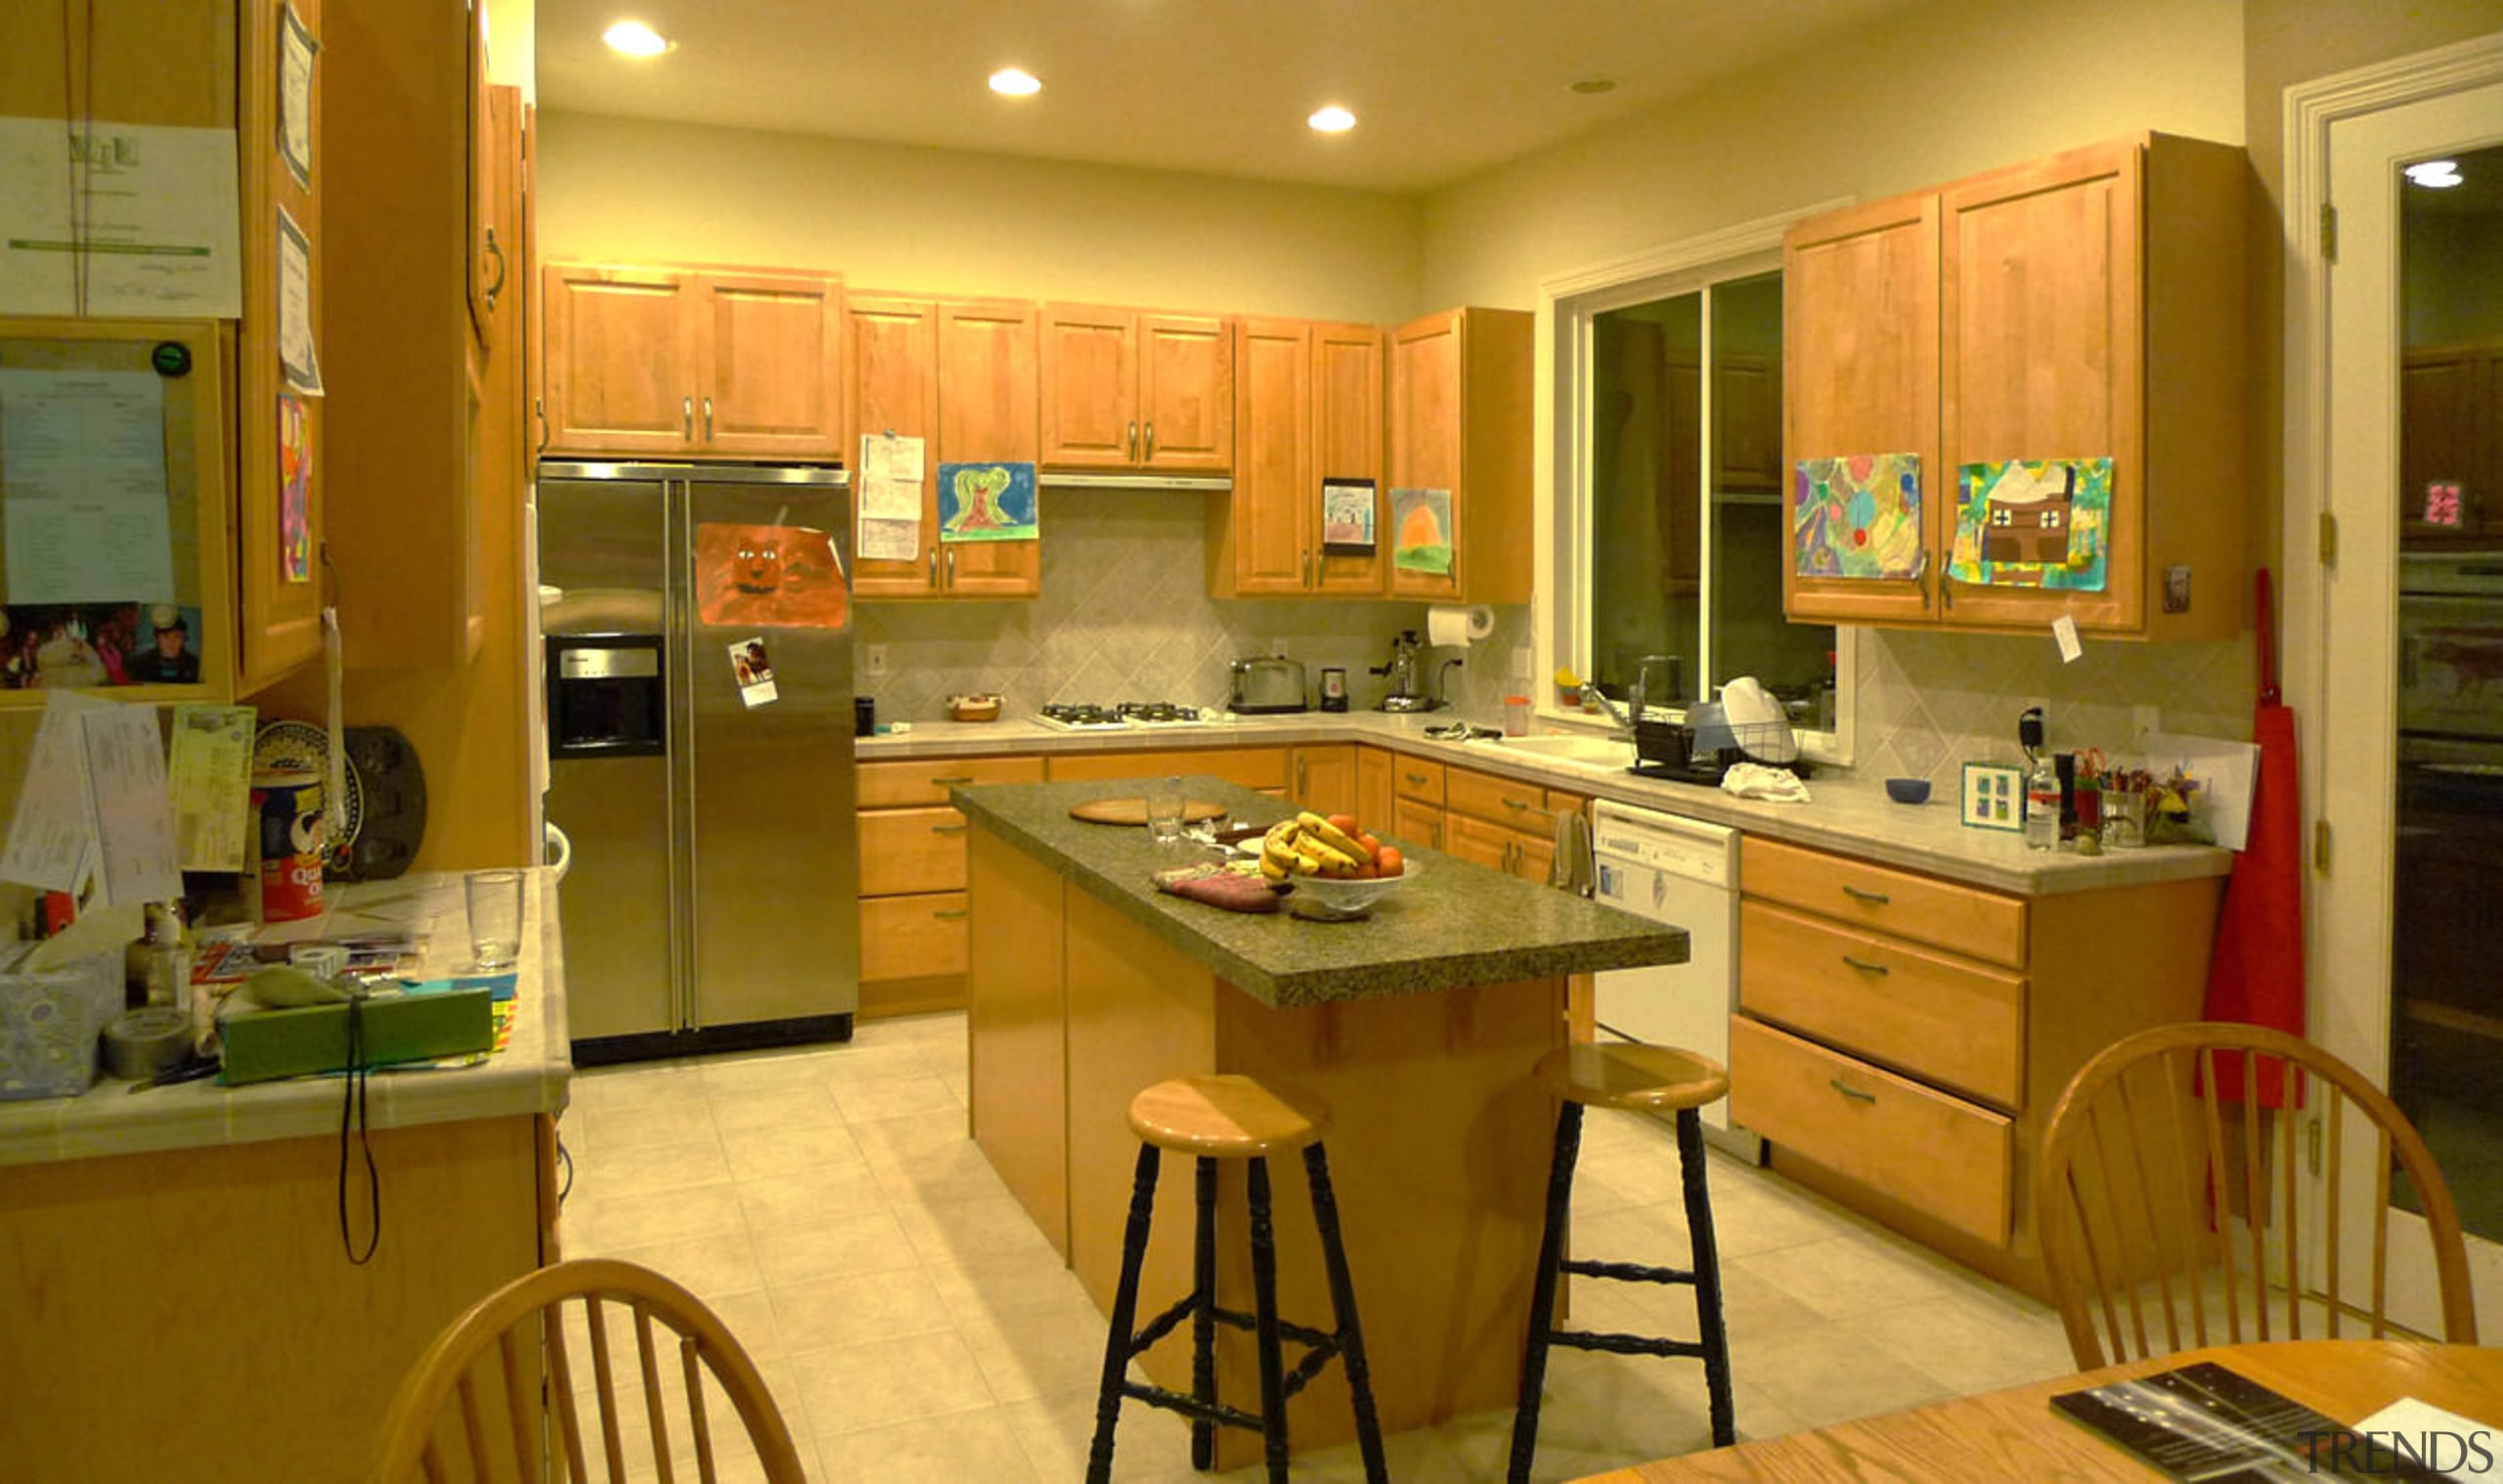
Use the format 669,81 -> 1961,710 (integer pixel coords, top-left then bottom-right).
2294,41 -> 2503,1332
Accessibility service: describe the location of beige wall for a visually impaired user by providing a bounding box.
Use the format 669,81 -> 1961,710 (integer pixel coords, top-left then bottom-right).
535,113 -> 1422,324
1415,0 -> 2248,309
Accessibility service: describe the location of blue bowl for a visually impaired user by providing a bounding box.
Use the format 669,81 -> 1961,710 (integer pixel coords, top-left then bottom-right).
1885,777 -> 1931,806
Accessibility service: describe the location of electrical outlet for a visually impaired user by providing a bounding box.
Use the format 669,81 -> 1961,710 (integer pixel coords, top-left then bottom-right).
863,643 -> 888,677
2024,696 -> 2050,735
2132,705 -> 2161,743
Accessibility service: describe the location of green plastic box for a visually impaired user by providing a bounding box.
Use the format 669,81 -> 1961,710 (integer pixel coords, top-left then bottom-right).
219,989 -> 493,1085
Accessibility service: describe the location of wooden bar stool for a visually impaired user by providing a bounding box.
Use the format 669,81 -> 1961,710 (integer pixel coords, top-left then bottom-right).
1085,1073 -> 1388,1484
1508,1043 -> 1735,1482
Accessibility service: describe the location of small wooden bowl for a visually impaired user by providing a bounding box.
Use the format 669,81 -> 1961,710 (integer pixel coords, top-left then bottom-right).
946,693 -> 1003,722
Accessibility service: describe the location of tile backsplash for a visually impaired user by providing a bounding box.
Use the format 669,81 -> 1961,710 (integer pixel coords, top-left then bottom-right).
853,491 -> 2255,776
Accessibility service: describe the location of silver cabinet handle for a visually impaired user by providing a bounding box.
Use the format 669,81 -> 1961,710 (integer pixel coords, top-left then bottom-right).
928,548 -> 938,587
1829,1078 -> 1877,1104
1404,771 -> 1430,786
682,396 -> 693,440
1841,954 -> 1891,976
1301,550 -> 1310,587
1144,420 -> 1156,460
944,546 -> 956,585
932,823 -> 968,836
930,775 -> 974,787
534,397 -> 549,457
1126,420 -> 1138,460
1841,885 -> 1891,905
703,396 -> 714,442
932,908 -> 969,921
481,227 -> 506,312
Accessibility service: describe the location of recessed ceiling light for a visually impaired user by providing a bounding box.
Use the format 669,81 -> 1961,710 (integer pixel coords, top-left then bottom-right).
602,20 -> 672,58
2405,159 -> 2464,188
1568,76 -> 1618,95
989,67 -> 1042,97
1308,106 -> 1356,134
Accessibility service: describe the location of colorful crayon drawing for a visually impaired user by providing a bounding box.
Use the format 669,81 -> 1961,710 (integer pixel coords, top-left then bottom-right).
1792,454 -> 1922,580
1391,488 -> 1452,575
1949,458 -> 2113,590
938,461 -> 1038,543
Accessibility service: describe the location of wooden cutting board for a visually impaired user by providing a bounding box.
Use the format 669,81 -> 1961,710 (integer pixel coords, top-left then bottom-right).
1068,798 -> 1230,825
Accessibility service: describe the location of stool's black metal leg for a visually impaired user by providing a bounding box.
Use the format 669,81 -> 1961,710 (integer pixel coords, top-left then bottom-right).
1677,1108 -> 1735,1448
1191,1154 -> 1219,1470
1303,1141 -> 1387,1484
1507,1100 -> 1584,1484
1087,1143 -> 1162,1484
1246,1156 -> 1292,1484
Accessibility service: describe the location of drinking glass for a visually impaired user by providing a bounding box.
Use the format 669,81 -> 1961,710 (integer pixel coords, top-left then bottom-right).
464,870 -> 526,969
1145,777 -> 1188,846
2100,787 -> 2148,850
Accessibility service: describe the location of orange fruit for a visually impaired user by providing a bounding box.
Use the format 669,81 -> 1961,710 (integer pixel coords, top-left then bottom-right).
1376,846 -> 1404,878
1355,830 -> 1382,859
1328,812 -> 1359,834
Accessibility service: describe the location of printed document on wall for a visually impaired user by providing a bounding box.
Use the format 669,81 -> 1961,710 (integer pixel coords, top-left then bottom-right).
0,368 -> 178,605
0,118 -> 242,317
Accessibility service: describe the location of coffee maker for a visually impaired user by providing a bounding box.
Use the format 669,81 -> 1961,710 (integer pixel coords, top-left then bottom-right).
1370,630 -> 1436,712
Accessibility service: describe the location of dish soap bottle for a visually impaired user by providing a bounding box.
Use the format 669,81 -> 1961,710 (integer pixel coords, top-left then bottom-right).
2020,707 -> 2058,851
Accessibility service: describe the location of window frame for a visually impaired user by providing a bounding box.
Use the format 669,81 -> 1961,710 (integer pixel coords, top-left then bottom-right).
1536,199 -> 1859,766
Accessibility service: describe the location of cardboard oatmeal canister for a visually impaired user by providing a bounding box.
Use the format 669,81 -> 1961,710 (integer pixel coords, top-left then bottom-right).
251,769 -> 326,922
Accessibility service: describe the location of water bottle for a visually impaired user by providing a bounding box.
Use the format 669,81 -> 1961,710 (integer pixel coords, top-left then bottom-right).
2024,757 -> 2061,851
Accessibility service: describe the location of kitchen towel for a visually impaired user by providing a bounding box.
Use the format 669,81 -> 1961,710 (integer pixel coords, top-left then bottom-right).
1152,863 -> 1283,913
1549,807 -> 1595,895
1426,603 -> 1495,648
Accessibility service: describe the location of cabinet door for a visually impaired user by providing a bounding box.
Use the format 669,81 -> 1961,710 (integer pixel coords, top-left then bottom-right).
1388,309 -> 1465,602
1940,138 -> 2143,633
1355,746 -> 1393,832
1445,813 -> 1515,873
847,294 -> 940,597
1391,797 -> 1444,853
1781,192 -> 1941,627
1290,745 -> 1356,813
697,271 -> 843,458
1039,305 -> 1138,467
2400,348 -> 2486,546
1715,354 -> 1782,493
936,299 -> 1041,596
1140,314 -> 1233,471
543,264 -> 702,455
1226,318 -> 1313,594
1312,323 -> 1386,594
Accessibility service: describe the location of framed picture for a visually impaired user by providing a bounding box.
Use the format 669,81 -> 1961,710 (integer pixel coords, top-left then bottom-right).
1961,763 -> 2024,832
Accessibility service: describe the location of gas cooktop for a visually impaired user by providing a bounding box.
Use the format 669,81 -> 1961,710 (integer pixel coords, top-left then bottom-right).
1033,701 -> 1215,731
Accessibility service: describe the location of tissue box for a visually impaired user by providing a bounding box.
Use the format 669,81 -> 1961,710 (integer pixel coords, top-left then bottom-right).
219,988 -> 494,1084
0,946 -> 123,1100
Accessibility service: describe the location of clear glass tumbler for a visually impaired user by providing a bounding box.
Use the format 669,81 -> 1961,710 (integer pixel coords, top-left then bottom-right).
464,869 -> 526,969
1145,777 -> 1188,846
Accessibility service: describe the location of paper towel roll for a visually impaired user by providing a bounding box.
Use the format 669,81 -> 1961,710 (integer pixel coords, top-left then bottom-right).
1426,603 -> 1495,647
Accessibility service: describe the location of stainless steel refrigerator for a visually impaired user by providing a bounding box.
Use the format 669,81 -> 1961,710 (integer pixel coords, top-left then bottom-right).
536,461 -> 858,1063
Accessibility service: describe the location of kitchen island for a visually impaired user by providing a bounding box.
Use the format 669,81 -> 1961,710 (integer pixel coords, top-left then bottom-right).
0,872 -> 569,1483
953,777 -> 1685,1463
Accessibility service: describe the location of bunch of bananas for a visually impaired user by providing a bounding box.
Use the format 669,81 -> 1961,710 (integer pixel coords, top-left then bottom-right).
1259,812 -> 1374,881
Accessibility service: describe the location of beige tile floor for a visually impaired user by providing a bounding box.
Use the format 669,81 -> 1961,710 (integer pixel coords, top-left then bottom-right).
559,1011 -> 2079,1482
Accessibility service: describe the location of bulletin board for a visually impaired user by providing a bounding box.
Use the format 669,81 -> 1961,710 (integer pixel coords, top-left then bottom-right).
0,319 -> 233,706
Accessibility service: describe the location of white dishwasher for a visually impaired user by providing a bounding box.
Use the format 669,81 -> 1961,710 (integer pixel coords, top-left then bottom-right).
1591,799 -> 1757,1158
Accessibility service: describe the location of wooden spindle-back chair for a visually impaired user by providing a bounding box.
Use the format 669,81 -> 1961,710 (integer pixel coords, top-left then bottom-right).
2035,1022 -> 2477,1371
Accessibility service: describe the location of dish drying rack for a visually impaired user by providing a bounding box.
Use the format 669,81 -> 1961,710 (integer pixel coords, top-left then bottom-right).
1631,715 -> 1801,784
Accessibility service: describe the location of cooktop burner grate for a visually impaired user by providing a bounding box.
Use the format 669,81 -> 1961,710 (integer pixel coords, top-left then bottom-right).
1034,701 -> 1213,730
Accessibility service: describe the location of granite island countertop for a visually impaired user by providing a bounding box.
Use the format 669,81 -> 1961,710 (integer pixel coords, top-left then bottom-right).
950,777 -> 1686,1009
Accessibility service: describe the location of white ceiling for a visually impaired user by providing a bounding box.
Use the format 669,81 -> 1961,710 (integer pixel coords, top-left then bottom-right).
533,0 -> 1926,195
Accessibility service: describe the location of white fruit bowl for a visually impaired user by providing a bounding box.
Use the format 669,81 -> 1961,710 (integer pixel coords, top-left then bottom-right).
1288,858 -> 1419,920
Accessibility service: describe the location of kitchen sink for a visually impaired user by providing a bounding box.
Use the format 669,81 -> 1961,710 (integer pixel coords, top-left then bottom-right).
1491,734 -> 1639,768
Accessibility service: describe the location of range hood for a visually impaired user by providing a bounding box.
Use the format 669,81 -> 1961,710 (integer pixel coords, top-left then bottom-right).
1036,470 -> 1231,492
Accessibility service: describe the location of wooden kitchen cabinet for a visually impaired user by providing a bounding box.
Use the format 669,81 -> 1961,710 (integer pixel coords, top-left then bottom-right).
1208,319 -> 1385,596
1387,308 -> 1533,603
1356,747 -> 1394,833
847,293 -> 1041,598
856,753 -> 1044,1018
1040,304 -> 1233,473
1044,747 -> 1289,794
1781,133 -> 2247,641
1288,744 -> 1355,813
541,262 -> 844,460
1728,836 -> 2222,1293
2400,342 -> 2503,546
1445,765 -> 1580,883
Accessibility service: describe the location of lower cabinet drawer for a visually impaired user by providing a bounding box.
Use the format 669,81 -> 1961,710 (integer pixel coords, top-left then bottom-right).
860,892 -> 969,982
859,807 -> 970,895
1729,1015 -> 2012,1246
1738,899 -> 2025,1107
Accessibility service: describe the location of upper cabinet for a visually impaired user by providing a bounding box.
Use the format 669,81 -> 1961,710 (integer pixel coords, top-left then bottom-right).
1039,305 -> 1233,473
848,294 -> 1041,599
2401,343 -> 2503,546
1208,319 -> 1385,597
541,263 -> 844,460
1387,307 -> 1533,604
1782,133 -> 2248,641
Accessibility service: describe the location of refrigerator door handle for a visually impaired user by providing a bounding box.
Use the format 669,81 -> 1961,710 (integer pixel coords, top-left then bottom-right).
669,475 -> 701,1031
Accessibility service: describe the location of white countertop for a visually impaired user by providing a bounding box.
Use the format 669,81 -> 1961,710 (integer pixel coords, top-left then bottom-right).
0,871 -> 571,1167
859,712 -> 2232,897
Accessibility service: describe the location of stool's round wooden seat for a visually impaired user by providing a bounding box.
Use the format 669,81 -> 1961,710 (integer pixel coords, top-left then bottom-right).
1533,1043 -> 1729,1113
1127,1074 -> 1332,1157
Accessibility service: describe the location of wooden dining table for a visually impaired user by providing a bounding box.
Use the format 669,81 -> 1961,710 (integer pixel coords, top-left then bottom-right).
1578,1340 -> 2503,1481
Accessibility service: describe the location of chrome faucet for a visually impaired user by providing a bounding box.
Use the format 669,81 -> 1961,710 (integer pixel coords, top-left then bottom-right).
1580,680 -> 1637,737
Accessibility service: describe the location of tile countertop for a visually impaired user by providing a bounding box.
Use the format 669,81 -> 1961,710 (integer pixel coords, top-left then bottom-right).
949,777 -> 1686,1010
865,713 -> 2232,898
0,871 -> 571,1168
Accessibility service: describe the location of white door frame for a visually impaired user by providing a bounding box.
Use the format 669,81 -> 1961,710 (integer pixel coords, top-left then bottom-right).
2283,29 -> 2503,1330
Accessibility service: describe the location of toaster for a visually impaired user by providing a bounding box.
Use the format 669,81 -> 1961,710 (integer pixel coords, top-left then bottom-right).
1228,655 -> 1308,714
